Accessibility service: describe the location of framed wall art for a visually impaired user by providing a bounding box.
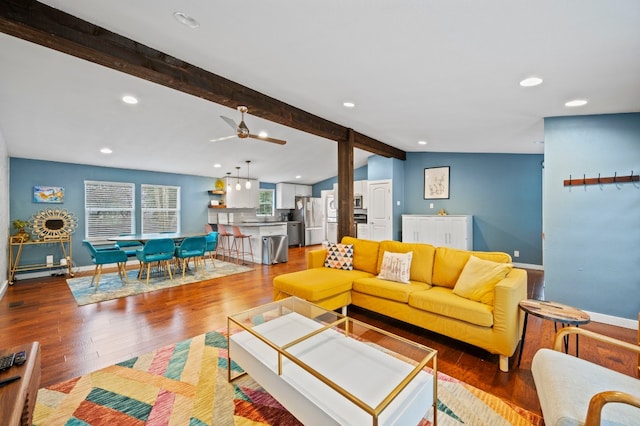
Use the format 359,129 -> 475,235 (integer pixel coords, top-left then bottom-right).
34,186 -> 65,203
424,166 -> 450,199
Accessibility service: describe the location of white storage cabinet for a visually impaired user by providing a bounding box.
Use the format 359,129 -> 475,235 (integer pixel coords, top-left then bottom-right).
401,215 -> 472,250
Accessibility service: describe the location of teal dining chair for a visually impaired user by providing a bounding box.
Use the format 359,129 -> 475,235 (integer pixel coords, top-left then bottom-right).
82,240 -> 129,289
174,236 -> 207,278
135,238 -> 175,285
114,234 -> 143,257
204,232 -> 219,267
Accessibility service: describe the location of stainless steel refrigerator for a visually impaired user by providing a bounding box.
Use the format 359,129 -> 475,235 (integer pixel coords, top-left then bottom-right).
293,196 -> 324,246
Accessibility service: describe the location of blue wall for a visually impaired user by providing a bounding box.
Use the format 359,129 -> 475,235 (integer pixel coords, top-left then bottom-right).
313,152 -> 543,262
10,158 -> 214,269
544,113 -> 640,320
404,152 -> 543,264
312,165 -> 368,197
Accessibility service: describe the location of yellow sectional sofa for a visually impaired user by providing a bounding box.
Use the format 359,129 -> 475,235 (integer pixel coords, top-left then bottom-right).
273,236 -> 527,372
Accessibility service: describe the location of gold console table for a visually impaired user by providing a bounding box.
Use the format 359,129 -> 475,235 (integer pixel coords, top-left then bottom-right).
8,235 -> 73,285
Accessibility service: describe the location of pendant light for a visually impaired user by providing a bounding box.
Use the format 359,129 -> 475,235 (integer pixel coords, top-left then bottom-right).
235,166 -> 242,191
225,172 -> 232,191
245,160 -> 252,189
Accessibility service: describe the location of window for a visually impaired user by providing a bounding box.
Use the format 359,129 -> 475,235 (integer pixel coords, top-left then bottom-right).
141,184 -> 180,233
85,181 -> 135,240
257,189 -> 274,216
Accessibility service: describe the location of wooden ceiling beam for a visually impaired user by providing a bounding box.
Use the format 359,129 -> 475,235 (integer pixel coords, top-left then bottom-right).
0,0 -> 405,160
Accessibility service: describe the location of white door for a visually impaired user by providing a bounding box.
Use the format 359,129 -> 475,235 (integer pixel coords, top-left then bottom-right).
368,180 -> 392,241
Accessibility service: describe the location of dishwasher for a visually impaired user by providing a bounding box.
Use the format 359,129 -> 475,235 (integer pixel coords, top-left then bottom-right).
261,235 -> 289,264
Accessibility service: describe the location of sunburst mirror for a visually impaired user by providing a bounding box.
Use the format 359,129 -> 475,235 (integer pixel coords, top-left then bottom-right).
30,208 -> 78,240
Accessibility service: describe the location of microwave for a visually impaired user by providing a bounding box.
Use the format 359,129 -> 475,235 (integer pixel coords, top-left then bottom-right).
354,195 -> 363,209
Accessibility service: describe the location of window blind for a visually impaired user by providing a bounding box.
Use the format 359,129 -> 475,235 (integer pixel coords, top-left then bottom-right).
141,184 -> 180,233
85,181 -> 135,239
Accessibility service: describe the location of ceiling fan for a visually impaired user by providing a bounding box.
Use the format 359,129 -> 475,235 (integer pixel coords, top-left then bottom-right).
210,106 -> 287,145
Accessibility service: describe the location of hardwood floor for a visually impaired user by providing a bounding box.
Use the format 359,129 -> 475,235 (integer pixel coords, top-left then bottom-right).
1,246 -> 637,417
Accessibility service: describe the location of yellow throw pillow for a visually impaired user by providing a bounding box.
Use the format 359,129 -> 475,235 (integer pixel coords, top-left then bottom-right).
452,255 -> 512,305
377,251 -> 413,284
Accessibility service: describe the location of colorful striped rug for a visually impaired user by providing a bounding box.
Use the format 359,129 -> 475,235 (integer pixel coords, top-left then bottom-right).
33,329 -> 543,425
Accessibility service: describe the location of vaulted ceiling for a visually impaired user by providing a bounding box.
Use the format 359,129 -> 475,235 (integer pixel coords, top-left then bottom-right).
1,1 -> 639,184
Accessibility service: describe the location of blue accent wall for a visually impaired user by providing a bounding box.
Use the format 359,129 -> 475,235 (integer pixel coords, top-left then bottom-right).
311,165 -> 368,196
404,152 -> 543,264
10,158 -> 214,269
544,113 -> 640,320
313,153 -> 543,260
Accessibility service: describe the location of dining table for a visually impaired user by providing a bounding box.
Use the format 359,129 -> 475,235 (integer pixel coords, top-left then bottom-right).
107,232 -> 208,244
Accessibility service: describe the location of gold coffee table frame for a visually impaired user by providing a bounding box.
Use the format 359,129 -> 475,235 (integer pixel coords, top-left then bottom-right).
228,297 -> 437,426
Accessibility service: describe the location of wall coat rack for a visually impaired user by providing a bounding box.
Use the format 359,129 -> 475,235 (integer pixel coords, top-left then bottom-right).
563,171 -> 639,187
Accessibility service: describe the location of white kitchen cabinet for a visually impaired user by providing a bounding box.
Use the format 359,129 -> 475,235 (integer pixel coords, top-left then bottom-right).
233,223 -> 287,264
354,180 -> 369,209
401,215 -> 472,250
332,181 -> 369,209
295,184 -> 312,197
356,223 -> 370,240
276,183 -> 313,209
276,183 -> 296,209
224,177 -> 259,208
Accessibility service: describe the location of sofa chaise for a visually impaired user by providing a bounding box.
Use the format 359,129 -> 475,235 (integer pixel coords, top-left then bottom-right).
273,236 -> 527,372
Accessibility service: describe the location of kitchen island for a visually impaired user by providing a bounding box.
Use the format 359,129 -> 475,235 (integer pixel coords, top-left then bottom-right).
226,222 -> 288,264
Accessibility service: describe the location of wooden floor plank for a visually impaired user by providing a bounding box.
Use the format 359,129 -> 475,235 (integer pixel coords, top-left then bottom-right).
1,246 -> 637,417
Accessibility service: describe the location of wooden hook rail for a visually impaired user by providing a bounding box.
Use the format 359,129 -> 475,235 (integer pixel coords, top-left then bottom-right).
564,171 -> 639,187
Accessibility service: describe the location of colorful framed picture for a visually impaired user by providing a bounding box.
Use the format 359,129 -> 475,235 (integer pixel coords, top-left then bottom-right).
34,186 -> 65,203
424,166 -> 450,199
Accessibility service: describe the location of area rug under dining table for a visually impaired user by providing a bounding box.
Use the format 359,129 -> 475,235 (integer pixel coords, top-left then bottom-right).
66,260 -> 254,306
33,328 -> 543,425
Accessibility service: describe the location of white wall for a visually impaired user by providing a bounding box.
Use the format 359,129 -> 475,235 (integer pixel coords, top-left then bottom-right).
0,129 -> 8,297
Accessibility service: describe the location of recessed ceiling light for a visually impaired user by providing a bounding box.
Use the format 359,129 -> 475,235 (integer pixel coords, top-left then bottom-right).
295,175 -> 301,179
213,163 -> 221,168
100,148 -> 112,154
173,12 -> 200,28
418,140 -> 428,145
520,77 -> 543,87
343,102 -> 355,108
258,131 -> 268,138
533,140 -> 544,144
122,95 -> 138,104
565,99 -> 588,107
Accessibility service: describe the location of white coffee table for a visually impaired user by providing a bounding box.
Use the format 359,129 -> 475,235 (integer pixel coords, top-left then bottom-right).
227,297 -> 437,426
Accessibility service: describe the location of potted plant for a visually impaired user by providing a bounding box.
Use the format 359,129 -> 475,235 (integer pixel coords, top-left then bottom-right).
11,219 -> 31,242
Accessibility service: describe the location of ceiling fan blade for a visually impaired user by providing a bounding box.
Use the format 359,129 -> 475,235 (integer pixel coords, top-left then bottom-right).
220,115 -> 238,131
209,135 -> 236,142
249,133 -> 287,145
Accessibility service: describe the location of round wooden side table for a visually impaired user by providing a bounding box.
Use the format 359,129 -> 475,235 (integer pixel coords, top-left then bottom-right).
517,299 -> 590,367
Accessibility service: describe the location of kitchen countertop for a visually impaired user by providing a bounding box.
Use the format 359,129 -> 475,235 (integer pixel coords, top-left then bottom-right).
230,222 -> 288,227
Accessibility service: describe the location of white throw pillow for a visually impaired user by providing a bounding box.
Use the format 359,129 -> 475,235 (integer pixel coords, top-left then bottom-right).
377,251 -> 413,284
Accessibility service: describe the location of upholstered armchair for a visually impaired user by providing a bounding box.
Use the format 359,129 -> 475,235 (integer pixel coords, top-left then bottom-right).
204,231 -> 219,267
532,326 -> 640,426
174,236 -> 206,278
135,238 -> 175,285
82,240 -> 128,289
